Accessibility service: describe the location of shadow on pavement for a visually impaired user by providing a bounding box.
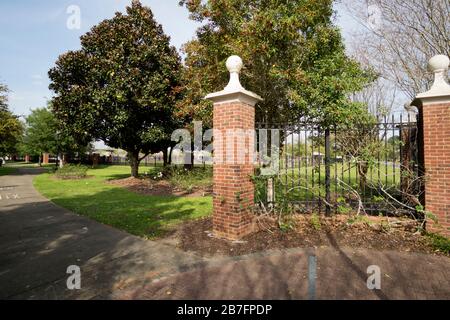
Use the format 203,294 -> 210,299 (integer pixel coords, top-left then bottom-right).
1,169 -> 449,300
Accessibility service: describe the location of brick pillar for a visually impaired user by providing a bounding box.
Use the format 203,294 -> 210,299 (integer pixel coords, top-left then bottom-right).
206,56 -> 263,240
412,55 -> 450,237
42,153 -> 50,165
25,154 -> 30,163
92,153 -> 100,167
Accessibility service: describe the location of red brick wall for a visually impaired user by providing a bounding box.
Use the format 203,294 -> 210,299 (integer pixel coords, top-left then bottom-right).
422,102 -> 450,237
42,153 -> 50,165
213,102 -> 256,240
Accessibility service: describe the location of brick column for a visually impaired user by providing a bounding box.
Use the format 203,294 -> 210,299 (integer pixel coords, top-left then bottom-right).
92,153 -> 100,167
42,153 -> 50,165
25,154 -> 30,163
412,55 -> 450,237
206,56 -> 263,240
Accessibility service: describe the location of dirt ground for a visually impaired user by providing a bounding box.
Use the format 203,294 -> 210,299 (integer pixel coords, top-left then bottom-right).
166,215 -> 445,258
107,177 -> 212,197
107,177 -> 446,258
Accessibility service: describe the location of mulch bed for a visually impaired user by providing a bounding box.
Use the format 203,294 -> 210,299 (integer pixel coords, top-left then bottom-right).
106,177 -> 445,258
107,177 -> 212,197
168,215 -> 445,258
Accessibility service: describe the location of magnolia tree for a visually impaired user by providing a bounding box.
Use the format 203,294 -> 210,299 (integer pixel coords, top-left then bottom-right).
49,1 -> 183,177
179,0 -> 374,127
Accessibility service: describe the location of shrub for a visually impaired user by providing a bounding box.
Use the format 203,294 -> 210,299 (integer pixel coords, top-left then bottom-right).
174,167 -> 212,190
55,164 -> 88,180
310,213 -> 321,230
151,166 -> 212,192
427,233 -> 450,254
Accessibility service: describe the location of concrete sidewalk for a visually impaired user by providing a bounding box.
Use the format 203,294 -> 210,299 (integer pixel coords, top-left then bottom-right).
0,168 -> 449,300
0,168 -> 206,299
115,246 -> 450,300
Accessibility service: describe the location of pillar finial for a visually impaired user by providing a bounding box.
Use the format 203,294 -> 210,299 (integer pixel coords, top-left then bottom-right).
205,55 -> 262,106
224,55 -> 244,91
420,55 -> 450,97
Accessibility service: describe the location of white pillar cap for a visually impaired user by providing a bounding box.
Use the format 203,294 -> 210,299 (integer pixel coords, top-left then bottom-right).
205,55 -> 263,106
415,54 -> 450,102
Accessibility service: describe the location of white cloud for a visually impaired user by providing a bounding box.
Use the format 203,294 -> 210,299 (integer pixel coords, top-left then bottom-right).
9,92 -> 25,101
31,74 -> 45,86
8,90 -> 51,116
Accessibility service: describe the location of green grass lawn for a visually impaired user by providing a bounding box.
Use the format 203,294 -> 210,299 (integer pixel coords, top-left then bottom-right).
256,163 -> 404,204
33,165 -> 212,239
5,162 -> 56,170
0,166 -> 16,176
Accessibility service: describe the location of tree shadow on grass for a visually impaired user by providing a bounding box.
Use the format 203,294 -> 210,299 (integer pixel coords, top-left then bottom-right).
101,173 -> 134,181
0,169 -> 211,299
47,186 -> 212,239
2,167 -> 49,176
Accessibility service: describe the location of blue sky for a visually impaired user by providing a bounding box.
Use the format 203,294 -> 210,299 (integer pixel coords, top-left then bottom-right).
0,0 -> 359,117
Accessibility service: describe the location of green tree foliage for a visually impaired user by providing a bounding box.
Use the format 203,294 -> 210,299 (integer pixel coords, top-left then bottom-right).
0,84 -> 23,162
22,107 -> 58,158
179,0 -> 375,126
22,107 -> 92,165
0,83 -> 9,112
48,1 -> 183,177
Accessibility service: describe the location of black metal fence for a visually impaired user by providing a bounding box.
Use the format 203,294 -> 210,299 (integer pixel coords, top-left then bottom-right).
255,113 -> 422,216
76,153 -> 209,167
71,154 -> 165,167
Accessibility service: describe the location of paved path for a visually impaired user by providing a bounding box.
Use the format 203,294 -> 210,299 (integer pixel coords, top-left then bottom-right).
0,168 -> 449,300
0,168 -> 206,299
116,247 -> 450,300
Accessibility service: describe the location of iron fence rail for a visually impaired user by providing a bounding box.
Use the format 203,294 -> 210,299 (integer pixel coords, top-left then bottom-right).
255,114 -> 421,216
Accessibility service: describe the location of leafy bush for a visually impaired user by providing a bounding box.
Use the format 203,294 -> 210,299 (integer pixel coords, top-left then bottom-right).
55,164 -> 88,180
310,213 -> 321,230
169,166 -> 212,191
149,166 -> 212,192
427,233 -> 450,254
346,215 -> 372,226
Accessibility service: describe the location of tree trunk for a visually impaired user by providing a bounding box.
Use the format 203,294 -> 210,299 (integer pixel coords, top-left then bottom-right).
38,153 -> 42,167
162,148 -> 168,167
358,161 -> 368,191
400,128 -> 412,198
129,151 -> 140,178
184,142 -> 194,170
